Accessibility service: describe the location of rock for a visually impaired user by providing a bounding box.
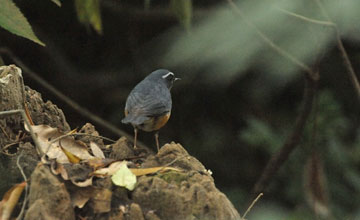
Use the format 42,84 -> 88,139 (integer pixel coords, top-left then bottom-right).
133,143 -> 241,220
25,86 -> 70,132
144,211 -> 161,220
142,142 -> 209,173
26,164 -> 75,220
78,123 -> 104,146
109,137 -> 135,160
129,203 -> 145,220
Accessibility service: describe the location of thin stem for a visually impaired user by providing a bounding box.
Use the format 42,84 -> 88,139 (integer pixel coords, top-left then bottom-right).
0,109 -> 43,156
276,7 -> 335,27
242,193 -> 263,219
313,0 -> 360,100
16,153 -> 28,220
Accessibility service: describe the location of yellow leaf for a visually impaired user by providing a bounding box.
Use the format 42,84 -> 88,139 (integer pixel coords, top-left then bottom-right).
0,182 -> 26,220
61,146 -> 81,164
130,166 -> 182,176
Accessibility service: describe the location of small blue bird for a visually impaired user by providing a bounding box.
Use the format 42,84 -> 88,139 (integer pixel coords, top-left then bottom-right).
122,69 -> 180,151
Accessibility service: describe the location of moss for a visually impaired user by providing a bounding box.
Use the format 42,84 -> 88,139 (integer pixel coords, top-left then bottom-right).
157,171 -> 188,185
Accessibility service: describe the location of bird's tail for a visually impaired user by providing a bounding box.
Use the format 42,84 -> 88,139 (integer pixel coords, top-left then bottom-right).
121,114 -> 149,126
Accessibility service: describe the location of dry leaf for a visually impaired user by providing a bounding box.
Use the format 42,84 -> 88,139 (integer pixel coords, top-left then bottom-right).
50,161 -> 69,180
71,176 -> 94,187
28,125 -> 94,163
86,158 -> 114,170
129,167 -> 182,176
61,146 -> 81,163
90,141 -> 105,159
0,182 -> 26,220
92,161 -> 127,177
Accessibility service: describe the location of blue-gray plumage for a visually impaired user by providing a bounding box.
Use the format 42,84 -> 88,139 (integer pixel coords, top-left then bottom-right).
122,69 -> 180,150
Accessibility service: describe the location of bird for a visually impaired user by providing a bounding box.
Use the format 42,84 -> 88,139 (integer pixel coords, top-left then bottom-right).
122,69 -> 180,151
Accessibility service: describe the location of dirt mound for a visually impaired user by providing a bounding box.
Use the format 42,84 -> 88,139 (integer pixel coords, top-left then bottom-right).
0,65 -> 241,220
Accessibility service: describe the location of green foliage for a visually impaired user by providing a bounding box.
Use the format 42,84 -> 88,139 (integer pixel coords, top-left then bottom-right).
170,0 -> 192,31
75,0 -> 103,34
0,0 -> 45,46
240,117 -> 285,154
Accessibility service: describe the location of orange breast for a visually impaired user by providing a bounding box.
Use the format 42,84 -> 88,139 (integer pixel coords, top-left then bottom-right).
140,112 -> 171,132
152,112 -> 171,131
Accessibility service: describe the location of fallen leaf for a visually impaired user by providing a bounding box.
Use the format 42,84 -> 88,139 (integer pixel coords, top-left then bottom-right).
92,161 -> 127,177
27,125 -> 94,163
50,160 -> 69,180
90,141 -> 105,159
129,167 -> 182,176
61,146 -> 81,163
111,163 -> 136,191
0,182 -> 26,220
71,176 -> 93,187
87,158 -> 114,170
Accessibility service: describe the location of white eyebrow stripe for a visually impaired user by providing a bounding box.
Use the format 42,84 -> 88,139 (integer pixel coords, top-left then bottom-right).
162,72 -> 174,79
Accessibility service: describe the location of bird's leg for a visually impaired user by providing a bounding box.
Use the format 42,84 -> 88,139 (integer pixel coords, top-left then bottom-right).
154,131 -> 160,152
133,128 -> 138,149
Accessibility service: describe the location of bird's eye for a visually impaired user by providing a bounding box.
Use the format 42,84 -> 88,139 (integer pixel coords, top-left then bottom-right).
162,72 -> 175,81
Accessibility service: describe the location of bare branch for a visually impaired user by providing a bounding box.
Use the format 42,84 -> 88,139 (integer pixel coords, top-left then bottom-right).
227,0 -> 318,81
253,75 -> 317,194
313,0 -> 360,100
276,7 -> 335,27
226,0 -> 319,194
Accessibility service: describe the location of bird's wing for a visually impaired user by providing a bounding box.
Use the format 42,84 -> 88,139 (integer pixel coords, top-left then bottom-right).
125,87 -> 171,118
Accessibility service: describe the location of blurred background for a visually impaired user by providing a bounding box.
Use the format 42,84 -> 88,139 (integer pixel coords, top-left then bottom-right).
1,0 -> 360,219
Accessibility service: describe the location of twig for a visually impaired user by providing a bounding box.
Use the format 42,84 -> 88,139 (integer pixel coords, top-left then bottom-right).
242,193 -> 263,219
227,0 -> 318,81
156,155 -> 187,174
16,153 -> 28,220
73,133 -> 116,143
0,48 -> 148,149
45,132 -> 116,154
253,74 -> 317,194
313,0 -> 360,100
0,123 -> 10,139
226,0 -> 319,194
1,142 -> 19,156
276,7 -> 335,27
0,109 -> 43,156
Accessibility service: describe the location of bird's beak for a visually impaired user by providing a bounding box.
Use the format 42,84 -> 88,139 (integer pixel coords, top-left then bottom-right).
174,78 -> 181,82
